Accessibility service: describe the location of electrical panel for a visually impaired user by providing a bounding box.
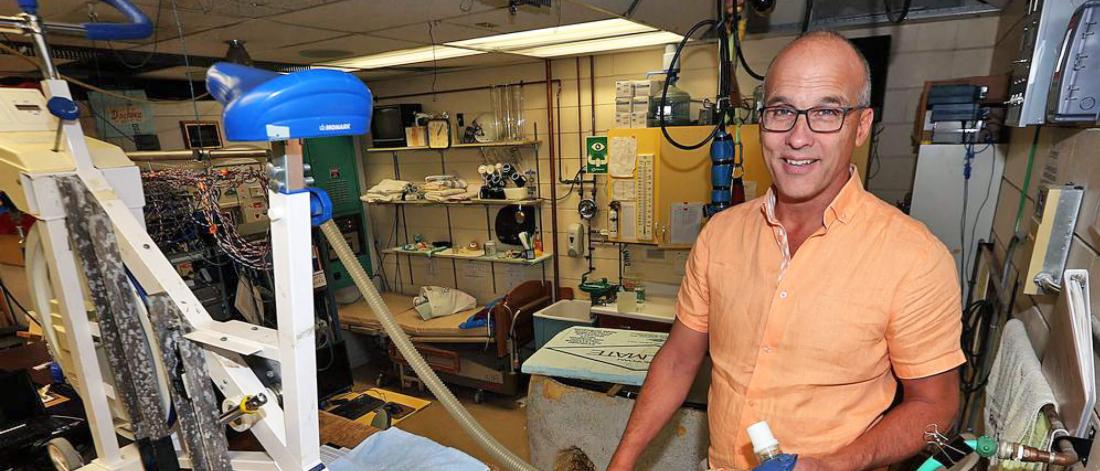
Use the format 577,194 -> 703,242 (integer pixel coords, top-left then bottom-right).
303,136 -> 371,291
1006,0 -> 1091,127
1046,2 -> 1100,124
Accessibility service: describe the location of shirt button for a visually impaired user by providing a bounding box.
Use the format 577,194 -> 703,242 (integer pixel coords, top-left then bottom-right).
779,291 -> 788,299
763,346 -> 773,353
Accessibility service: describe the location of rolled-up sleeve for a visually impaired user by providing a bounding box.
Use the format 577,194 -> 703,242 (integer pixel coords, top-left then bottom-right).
887,243 -> 966,379
675,223 -> 711,333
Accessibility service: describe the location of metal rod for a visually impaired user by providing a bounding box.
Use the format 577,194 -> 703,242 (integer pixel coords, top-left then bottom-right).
127,148 -> 270,161
590,55 -> 597,137
545,59 -> 561,301
27,15 -> 57,79
377,80 -> 561,101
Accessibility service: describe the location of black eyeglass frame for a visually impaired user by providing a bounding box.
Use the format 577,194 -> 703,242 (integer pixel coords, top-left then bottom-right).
759,105 -> 869,133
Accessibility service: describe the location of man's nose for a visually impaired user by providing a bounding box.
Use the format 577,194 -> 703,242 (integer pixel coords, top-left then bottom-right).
785,114 -> 814,150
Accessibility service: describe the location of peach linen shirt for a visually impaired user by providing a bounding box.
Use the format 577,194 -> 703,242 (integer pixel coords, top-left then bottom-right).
675,171 -> 965,470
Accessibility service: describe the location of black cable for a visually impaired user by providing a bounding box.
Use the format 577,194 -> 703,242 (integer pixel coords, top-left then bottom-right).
660,19 -> 722,150
733,17 -> 765,81
800,0 -> 814,34
884,0 -> 913,24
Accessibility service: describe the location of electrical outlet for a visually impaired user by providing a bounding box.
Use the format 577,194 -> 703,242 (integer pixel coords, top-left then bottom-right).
672,250 -> 689,276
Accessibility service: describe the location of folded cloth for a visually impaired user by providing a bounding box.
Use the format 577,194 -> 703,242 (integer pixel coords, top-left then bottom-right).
422,178 -> 468,192
413,286 -> 477,320
363,178 -> 412,202
424,188 -> 471,202
985,318 -> 1058,471
327,427 -> 488,471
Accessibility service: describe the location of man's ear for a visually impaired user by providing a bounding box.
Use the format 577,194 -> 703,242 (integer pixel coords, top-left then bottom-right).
854,108 -> 874,147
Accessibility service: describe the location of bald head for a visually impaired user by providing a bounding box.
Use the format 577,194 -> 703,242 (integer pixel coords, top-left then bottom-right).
764,31 -> 871,108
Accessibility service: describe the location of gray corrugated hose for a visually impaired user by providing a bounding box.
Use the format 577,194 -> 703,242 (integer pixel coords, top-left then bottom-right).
320,221 -> 537,471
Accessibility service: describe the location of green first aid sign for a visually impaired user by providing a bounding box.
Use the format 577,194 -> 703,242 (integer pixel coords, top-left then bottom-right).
586,136 -> 608,174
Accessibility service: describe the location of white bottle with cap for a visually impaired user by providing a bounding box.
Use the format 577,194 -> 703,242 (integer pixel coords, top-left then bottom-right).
747,421 -> 783,463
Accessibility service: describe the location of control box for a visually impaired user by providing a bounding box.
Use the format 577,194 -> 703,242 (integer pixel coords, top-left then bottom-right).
1005,0 -> 1091,127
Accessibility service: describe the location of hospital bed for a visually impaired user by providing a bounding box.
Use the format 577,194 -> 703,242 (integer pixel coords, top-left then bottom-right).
339,280 -> 553,401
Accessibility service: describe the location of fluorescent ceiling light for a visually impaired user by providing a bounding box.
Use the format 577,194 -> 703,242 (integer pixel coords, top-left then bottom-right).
322,45 -> 484,70
317,19 -> 682,70
512,31 -> 684,58
449,18 -> 656,52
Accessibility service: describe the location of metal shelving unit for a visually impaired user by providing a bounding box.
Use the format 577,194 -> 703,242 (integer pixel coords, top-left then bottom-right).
364,134 -> 548,295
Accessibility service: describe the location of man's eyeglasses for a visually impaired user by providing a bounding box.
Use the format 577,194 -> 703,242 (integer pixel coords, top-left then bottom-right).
759,105 -> 867,133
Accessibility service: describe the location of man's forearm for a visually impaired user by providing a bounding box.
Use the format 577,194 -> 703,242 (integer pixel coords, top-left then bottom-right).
823,392 -> 957,469
608,346 -> 704,469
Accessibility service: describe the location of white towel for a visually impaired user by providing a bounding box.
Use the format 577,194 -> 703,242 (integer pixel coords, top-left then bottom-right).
984,318 -> 1058,470
363,178 -> 412,202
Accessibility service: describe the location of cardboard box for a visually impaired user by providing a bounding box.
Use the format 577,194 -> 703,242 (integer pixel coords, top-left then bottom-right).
616,97 -> 632,115
631,96 -> 650,114
615,113 -> 631,129
630,111 -> 648,128
632,79 -> 658,97
616,81 -> 634,98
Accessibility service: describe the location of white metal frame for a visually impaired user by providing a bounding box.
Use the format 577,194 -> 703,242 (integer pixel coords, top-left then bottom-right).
21,78 -> 323,470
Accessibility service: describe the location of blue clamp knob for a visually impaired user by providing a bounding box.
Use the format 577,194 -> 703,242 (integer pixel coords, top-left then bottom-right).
18,0 -> 38,15
306,187 -> 333,226
753,454 -> 798,471
47,97 -> 80,121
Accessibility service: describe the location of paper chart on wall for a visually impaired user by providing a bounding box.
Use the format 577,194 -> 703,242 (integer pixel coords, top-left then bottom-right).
619,201 -> 637,240
670,202 -> 704,245
612,179 -> 636,201
609,136 -> 638,178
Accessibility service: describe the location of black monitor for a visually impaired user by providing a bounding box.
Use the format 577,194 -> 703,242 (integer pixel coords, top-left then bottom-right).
0,370 -> 45,427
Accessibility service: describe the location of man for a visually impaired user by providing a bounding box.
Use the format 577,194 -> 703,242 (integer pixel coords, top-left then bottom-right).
608,31 -> 964,471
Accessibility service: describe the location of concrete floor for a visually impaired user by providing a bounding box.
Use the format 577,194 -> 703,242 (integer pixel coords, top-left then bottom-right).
350,364 -> 530,470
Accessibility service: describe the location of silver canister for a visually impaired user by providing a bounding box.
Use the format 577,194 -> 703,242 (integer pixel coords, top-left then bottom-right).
484,241 -> 498,256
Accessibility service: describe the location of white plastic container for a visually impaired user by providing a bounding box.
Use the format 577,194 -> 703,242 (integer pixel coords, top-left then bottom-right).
533,299 -> 595,349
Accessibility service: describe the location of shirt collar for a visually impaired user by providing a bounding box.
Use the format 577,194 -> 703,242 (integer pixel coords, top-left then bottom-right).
760,165 -> 865,228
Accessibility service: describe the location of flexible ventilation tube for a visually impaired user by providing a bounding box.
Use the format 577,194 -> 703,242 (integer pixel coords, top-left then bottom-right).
320,221 -> 537,471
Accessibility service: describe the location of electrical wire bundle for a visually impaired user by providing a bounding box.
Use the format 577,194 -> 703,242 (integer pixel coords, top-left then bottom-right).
142,167 -> 273,270
959,297 -> 996,422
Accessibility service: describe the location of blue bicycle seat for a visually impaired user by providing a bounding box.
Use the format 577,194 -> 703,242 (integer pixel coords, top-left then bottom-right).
207,62 -> 373,142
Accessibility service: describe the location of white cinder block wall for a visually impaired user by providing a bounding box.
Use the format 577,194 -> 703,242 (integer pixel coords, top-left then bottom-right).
361,15 -> 1001,302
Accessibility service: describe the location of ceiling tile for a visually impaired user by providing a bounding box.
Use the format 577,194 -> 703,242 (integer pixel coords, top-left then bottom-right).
131,19 -> 345,57
250,34 -> 420,63
444,3 -> 612,34
265,0 -> 509,34
367,21 -> 487,45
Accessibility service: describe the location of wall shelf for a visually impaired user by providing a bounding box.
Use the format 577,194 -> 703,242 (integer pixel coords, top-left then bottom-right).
382,247 -> 551,266
365,140 -> 540,153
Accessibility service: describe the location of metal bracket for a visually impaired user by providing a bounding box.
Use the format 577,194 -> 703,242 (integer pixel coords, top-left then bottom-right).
1062,428 -> 1095,465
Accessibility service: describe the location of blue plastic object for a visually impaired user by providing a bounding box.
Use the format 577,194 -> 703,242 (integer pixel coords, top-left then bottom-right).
207,62 -> 373,142
18,0 -> 37,15
753,454 -> 798,471
82,0 -> 153,40
47,97 -> 79,120
301,187 -> 333,225
706,128 -> 734,216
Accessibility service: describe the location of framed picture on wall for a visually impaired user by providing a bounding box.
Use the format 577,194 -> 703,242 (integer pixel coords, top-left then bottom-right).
180,120 -> 223,149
